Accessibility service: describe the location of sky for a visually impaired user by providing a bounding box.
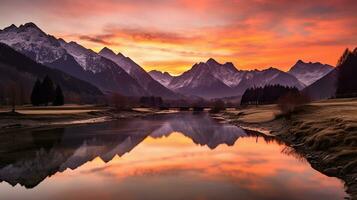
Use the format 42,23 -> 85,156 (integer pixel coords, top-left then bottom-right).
0,0 -> 357,75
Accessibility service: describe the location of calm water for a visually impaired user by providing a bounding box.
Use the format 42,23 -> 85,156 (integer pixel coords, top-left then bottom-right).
0,112 -> 346,200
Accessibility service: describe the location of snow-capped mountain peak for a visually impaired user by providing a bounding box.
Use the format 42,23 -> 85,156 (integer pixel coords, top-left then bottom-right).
0,22 -> 65,64
148,70 -> 174,87
288,60 -> 333,86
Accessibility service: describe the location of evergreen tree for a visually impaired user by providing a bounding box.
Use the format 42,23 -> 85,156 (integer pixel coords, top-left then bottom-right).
41,75 -> 55,105
31,79 -> 42,106
53,85 -> 64,106
336,48 -> 357,98
241,85 -> 299,105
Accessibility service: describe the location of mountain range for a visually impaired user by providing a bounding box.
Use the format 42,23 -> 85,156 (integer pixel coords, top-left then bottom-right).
149,58 -> 331,99
0,42 -> 103,103
98,47 -> 177,99
0,22 -> 339,100
0,23 -> 176,98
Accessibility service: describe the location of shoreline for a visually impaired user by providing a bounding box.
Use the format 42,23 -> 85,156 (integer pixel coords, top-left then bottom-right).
0,106 -> 169,134
218,98 -> 357,199
1,103 -> 355,198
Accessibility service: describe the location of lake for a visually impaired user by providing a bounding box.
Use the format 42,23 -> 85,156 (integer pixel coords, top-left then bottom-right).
0,112 -> 347,200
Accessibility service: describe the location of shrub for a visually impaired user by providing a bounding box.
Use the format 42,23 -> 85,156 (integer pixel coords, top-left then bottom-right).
277,92 -> 310,118
210,99 -> 226,113
111,93 -> 131,111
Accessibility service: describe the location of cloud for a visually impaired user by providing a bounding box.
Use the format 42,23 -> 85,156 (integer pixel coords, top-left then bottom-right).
79,35 -> 113,45
1,0 -> 357,73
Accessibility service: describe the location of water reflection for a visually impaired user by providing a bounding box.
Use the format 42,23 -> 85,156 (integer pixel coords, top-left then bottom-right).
0,113 -> 346,200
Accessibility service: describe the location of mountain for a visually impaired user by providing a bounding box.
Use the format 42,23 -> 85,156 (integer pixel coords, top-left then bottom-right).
0,23 -> 146,96
168,61 -> 237,99
302,49 -> 357,100
99,47 -> 177,99
151,58 -> 305,99
302,69 -> 338,100
288,60 -> 333,86
148,70 -> 173,87
235,67 -> 306,93
0,42 -> 103,103
58,41 -> 146,96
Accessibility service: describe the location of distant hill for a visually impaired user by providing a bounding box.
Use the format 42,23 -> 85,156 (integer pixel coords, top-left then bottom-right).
0,43 -> 103,103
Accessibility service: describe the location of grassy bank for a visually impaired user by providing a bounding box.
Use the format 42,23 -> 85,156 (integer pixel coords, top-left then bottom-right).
220,98 -> 357,199
0,105 -> 161,133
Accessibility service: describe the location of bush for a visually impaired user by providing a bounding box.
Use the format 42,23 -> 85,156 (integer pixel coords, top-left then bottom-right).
111,93 -> 131,111
210,100 -> 226,113
277,92 -> 310,118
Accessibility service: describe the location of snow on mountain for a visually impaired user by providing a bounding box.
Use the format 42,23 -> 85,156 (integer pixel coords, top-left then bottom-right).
0,23 -> 147,96
238,67 -> 306,90
156,58 -> 305,99
0,22 -> 326,99
0,23 -> 66,64
288,60 -> 333,86
99,47 -> 178,99
60,41 -> 115,73
148,70 -> 173,87
98,47 -> 133,73
204,58 -> 245,87
167,61 -> 236,99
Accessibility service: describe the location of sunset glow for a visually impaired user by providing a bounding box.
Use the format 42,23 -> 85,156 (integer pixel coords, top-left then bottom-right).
1,0 -> 357,74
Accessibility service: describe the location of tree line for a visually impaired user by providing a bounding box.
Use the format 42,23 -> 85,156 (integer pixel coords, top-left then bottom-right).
336,48 -> 357,98
241,85 -> 299,105
31,75 -> 64,106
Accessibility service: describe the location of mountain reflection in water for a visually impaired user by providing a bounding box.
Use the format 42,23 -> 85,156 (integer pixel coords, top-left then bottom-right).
0,113 -> 346,200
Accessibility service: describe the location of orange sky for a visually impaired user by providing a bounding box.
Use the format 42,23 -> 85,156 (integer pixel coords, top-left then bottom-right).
1,0 -> 357,75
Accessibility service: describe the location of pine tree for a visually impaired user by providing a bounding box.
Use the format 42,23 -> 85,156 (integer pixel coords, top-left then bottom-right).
41,75 -> 55,105
53,85 -> 64,106
336,48 -> 357,98
31,79 -> 42,106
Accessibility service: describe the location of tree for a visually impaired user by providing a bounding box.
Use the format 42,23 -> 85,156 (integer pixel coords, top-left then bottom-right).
53,85 -> 64,106
210,99 -> 226,113
241,85 -> 299,105
31,79 -> 42,106
41,75 -> 55,105
6,81 -> 25,112
336,48 -> 357,98
112,93 -> 131,111
139,96 -> 163,108
277,92 -> 310,118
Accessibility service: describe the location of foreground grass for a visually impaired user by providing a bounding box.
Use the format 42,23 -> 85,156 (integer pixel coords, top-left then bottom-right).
222,98 -> 357,199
